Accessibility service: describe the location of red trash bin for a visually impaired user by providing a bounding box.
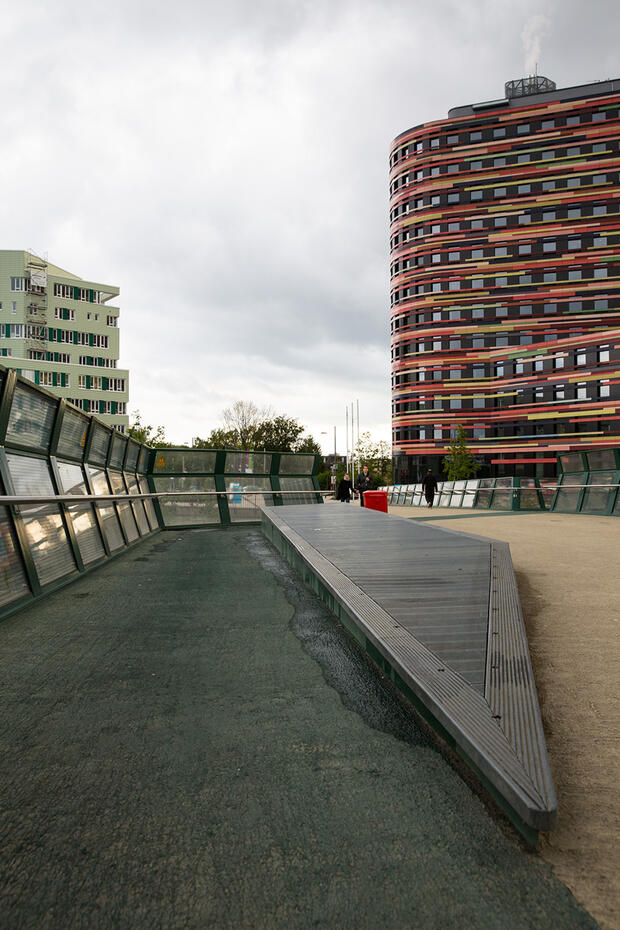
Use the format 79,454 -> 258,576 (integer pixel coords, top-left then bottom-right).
363,490 -> 388,513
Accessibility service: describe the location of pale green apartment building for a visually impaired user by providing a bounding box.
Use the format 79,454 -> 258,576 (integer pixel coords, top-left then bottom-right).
0,251 -> 129,431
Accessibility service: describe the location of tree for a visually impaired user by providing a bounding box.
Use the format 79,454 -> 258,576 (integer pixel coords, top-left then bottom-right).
222,400 -> 273,449
353,432 -> 392,486
192,429 -> 238,449
442,425 -> 480,480
294,434 -> 322,455
128,411 -> 169,447
251,416 -> 321,454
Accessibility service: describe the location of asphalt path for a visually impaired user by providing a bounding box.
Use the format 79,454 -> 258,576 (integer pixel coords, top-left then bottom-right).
0,526 -> 599,929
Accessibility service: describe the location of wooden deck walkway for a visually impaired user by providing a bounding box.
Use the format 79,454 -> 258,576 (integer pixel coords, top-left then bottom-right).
262,504 -> 556,841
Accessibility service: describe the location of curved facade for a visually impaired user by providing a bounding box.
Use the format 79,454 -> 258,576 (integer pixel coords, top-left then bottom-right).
389,79 -> 620,481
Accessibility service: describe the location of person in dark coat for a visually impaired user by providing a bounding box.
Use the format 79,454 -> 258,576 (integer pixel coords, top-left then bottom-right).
422,468 -> 438,508
355,465 -> 373,507
336,473 -> 354,503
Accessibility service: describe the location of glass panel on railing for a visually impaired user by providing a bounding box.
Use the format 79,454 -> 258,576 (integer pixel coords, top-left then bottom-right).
491,477 -> 513,510
450,480 -> 466,507
87,465 -> 125,551
6,383 -> 57,451
152,476 -> 219,525
226,476 -> 273,522
137,475 -> 159,530
108,470 -> 138,541
6,453 -> 76,585
559,452 -> 584,473
412,483 -> 424,506
279,454 -> 315,476
137,446 -> 149,473
463,479 -> 479,507
474,478 -> 494,508
538,479 -> 556,509
151,450 -> 217,474
554,473 -> 586,512
109,433 -> 127,469
56,460 -> 105,564
438,481 -> 453,507
280,476 -> 316,504
88,423 -> 112,465
585,449 -> 616,471
56,407 -> 89,460
124,473 -> 150,535
581,471 -> 617,514
0,507 -> 30,607
124,441 -> 140,472
224,451 -> 271,475
518,478 -> 542,511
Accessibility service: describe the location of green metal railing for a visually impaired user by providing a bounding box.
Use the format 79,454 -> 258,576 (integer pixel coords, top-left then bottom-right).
0,364 -> 323,621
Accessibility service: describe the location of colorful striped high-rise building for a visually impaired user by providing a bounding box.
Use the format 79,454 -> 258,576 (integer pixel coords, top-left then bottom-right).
390,77 -> 620,481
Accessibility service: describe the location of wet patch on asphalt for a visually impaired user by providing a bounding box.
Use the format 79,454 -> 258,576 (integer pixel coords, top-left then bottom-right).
239,531 -> 431,749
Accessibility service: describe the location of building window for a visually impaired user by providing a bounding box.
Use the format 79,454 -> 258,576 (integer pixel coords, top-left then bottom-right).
495,217 -> 507,227
566,115 -> 580,125
470,131 -> 482,142
576,351 -> 587,366
554,386 -> 565,400
518,184 -> 531,194
542,150 -> 554,161
543,272 -> 557,283
566,177 -> 581,188
518,213 -> 531,224
593,267 -> 608,279
576,383 -> 587,399
555,356 -> 565,369
599,383 -> 610,398
494,157 -> 506,167
569,270 -> 582,281
493,127 -> 506,138
517,124 -> 530,134
447,193 -> 459,204
471,190 -> 483,201
542,119 -> 555,130
471,219 -> 483,229
542,211 -> 556,221
517,153 -> 530,163
10,277 -> 25,291
518,244 -> 532,255
520,305 -> 532,315
447,134 -> 459,144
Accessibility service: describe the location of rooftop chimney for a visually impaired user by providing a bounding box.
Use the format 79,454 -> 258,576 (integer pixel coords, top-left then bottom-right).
504,75 -> 556,98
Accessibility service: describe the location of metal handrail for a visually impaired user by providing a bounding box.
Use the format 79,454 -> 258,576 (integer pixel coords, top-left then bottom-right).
386,484 -> 620,491
0,490 -> 334,505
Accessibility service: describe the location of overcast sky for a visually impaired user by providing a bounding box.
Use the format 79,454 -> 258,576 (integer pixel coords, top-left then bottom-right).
1,0 -> 618,452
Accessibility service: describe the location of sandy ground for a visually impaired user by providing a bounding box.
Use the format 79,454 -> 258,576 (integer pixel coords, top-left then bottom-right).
388,506 -> 619,930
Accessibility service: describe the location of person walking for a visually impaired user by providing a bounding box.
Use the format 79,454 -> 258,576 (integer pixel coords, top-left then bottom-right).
336,473 -> 354,503
355,465 -> 373,507
422,468 -> 438,508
